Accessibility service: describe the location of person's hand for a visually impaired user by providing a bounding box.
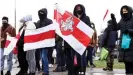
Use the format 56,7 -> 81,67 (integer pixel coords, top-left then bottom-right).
111,13 -> 116,20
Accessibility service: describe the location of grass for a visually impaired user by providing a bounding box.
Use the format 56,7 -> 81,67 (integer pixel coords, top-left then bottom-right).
93,59 -> 125,69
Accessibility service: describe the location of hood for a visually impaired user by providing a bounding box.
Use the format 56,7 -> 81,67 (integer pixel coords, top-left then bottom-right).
73,4 -> 86,18
38,8 -> 47,20
120,5 -> 133,21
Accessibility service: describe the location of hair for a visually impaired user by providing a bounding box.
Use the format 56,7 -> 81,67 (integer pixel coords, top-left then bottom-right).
2,16 -> 8,21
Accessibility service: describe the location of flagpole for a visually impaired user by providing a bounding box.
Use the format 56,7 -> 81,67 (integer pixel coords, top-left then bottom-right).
14,0 -> 16,29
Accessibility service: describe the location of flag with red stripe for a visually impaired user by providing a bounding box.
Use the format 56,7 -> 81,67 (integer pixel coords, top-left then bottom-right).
24,24 -> 56,51
54,4 -> 94,55
4,33 -> 20,55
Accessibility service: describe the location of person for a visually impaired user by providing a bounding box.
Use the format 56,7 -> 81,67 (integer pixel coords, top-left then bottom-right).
86,22 -> 97,68
53,35 -> 66,72
0,16 -> 16,75
16,18 -> 28,75
36,8 -> 53,75
20,15 -> 37,75
111,5 -> 133,74
102,20 -> 118,71
65,4 -> 91,75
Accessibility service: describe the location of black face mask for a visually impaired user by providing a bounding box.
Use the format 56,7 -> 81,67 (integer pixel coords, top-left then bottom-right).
39,12 -> 47,20
123,13 -> 129,18
76,10 -> 83,15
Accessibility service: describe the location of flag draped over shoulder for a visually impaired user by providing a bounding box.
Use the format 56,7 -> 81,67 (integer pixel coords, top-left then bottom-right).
54,4 -> 94,55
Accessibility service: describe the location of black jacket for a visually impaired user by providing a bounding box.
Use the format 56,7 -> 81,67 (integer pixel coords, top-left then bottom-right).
64,4 -> 91,49
115,5 -> 133,62
102,20 -> 118,50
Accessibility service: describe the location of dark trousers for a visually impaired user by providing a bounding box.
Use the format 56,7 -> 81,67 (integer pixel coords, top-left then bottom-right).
65,48 -> 86,75
56,42 -> 65,67
106,49 -> 114,69
35,49 -> 41,70
125,62 -> 133,74
86,46 -> 94,65
18,47 -> 28,72
48,48 -> 54,64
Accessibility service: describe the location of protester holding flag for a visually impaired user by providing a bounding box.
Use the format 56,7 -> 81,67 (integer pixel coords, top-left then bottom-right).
0,16 -> 16,75
111,5 -> 133,74
36,8 -> 53,75
65,4 -> 92,75
16,19 -> 28,75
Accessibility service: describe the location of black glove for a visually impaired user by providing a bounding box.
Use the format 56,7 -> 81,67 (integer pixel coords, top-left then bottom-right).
111,13 -> 116,20
123,29 -> 128,34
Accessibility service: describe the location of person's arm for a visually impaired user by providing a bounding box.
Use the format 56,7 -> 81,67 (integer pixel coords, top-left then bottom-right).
7,26 -> 16,37
111,13 -> 120,31
85,16 -> 92,28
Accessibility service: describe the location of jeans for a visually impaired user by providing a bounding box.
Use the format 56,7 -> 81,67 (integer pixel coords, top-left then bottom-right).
0,48 -> 13,71
41,48 -> 49,74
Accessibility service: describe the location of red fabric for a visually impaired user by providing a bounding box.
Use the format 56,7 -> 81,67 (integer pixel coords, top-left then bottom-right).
13,47 -> 18,54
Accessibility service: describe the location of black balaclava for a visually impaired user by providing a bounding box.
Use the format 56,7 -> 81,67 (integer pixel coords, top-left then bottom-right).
2,16 -> 9,30
120,5 -> 133,21
38,8 -> 47,21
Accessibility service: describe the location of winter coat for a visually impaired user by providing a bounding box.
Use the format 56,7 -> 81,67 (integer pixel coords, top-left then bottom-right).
116,5 -> 133,62
0,25 -> 16,48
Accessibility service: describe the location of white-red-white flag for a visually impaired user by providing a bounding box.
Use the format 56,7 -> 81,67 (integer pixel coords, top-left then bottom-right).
54,4 -> 94,55
4,33 -> 20,55
24,24 -> 56,51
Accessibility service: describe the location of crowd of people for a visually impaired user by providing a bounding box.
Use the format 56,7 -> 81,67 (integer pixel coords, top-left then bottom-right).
0,4 -> 133,75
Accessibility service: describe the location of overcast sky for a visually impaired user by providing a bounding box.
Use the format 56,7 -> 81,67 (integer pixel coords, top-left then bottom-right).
0,0 -> 132,34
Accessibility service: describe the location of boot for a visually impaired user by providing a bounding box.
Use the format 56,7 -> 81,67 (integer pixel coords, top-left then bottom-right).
1,71 -> 3,75
5,71 -> 11,75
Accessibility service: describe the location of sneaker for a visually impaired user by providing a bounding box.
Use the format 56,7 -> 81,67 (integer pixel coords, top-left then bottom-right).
48,64 -> 53,68
5,71 -> 11,75
1,71 -> 3,75
90,64 -> 96,68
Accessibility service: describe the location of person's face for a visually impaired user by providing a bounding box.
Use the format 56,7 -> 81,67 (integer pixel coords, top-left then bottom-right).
2,19 -> 8,25
122,8 -> 128,14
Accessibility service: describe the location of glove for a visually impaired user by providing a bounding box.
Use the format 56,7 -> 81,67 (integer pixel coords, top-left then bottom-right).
111,13 -> 115,20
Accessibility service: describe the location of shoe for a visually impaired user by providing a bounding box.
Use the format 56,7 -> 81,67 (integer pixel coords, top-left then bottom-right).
48,64 -> 53,68
103,67 -> 113,71
1,71 -> 3,75
42,72 -> 49,75
53,67 -> 62,72
90,64 -> 96,68
5,71 -> 11,75
61,66 -> 67,72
